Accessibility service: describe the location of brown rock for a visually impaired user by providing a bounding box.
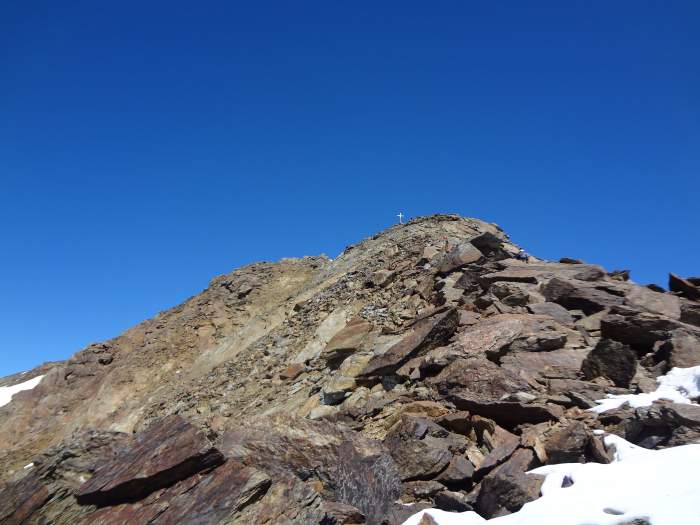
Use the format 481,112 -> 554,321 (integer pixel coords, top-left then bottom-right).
384,416 -> 452,481
323,317 -> 374,368
624,286 -> 681,319
437,243 -> 484,274
527,302 -> 574,327
75,415 -> 224,506
436,455 -> 474,485
361,308 -> 458,377
662,329 -> 700,368
543,420 -> 590,464
543,277 -> 624,315
581,339 -> 638,388
475,448 -> 543,518
279,363 -> 305,380
669,273 -> 700,300
220,414 -> 401,524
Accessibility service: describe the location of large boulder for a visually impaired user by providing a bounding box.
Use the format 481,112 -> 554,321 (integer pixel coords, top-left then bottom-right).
437,243 -> 484,274
543,278 -> 624,315
322,317 -> 375,368
383,416 -> 453,482
474,448 -> 544,518
661,330 -> 700,369
361,308 -> 458,377
581,339 -> 637,388
669,273 -> 700,301
220,414 -> 401,524
76,415 -> 224,506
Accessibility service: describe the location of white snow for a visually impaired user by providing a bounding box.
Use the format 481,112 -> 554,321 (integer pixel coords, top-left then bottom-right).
590,365 -> 700,413
402,433 -> 700,525
0,375 -> 44,408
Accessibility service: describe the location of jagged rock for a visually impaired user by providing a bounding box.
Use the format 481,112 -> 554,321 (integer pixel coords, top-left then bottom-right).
384,416 -> 452,481
601,305 -> 700,353
581,339 -> 637,388
680,300 -> 700,328
474,448 -> 543,518
437,243 -> 484,274
451,314 -> 570,363
430,357 -> 532,406
543,420 -> 590,464
669,273 -> 700,300
434,490 -> 473,512
527,302 -> 574,327
361,308 -> 458,377
75,415 -> 224,506
473,423 -> 520,475
436,454 -> 474,485
610,269 -> 630,281
661,329 -> 700,368
501,348 -> 588,383
81,461 -> 272,525
220,414 -> 401,524
543,278 -> 624,315
322,317 -> 375,368
624,286 -> 681,319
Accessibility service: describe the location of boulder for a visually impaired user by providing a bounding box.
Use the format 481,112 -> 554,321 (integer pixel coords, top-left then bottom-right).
383,416 -> 453,482
75,415 -> 224,506
624,286 -> 681,319
361,308 -> 458,377
581,339 -> 637,388
430,358 -> 532,406
527,302 -> 574,327
474,448 -> 543,518
438,243 -> 484,274
436,455 -> 475,485
501,348 -> 588,383
662,330 -> 700,369
543,420 -> 590,464
220,414 -> 401,524
81,461 -> 272,525
543,278 -> 624,315
669,273 -> 700,301
322,317 -> 375,368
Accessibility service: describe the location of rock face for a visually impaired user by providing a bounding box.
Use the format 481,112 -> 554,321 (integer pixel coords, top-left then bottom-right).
1,214 -> 698,524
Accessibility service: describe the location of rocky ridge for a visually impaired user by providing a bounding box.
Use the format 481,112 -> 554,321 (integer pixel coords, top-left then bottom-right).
1,214 -> 699,524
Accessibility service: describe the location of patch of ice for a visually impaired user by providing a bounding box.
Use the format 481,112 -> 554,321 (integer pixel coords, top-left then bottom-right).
23,462 -> 34,469
590,365 -> 700,413
0,375 -> 44,408
402,434 -> 700,525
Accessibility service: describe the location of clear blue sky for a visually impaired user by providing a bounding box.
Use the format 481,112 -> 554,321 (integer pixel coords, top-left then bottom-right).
1,2 -> 698,376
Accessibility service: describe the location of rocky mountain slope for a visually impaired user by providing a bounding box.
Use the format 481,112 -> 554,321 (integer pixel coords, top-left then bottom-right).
1,214 -> 699,524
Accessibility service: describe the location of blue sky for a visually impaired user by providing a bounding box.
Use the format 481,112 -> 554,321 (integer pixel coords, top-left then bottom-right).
1,2 -> 698,376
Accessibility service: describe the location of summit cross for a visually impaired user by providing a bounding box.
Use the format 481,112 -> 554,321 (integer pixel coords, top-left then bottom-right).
397,212 -> 404,224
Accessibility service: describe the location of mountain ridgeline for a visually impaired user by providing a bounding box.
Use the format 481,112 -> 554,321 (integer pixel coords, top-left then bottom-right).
1,214 -> 699,524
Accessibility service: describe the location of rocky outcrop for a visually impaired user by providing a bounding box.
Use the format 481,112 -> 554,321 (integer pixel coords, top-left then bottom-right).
1,214 -> 699,524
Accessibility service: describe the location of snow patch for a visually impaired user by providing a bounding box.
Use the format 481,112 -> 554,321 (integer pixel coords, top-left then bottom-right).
402,434 -> 700,525
0,375 -> 44,408
590,365 -> 700,413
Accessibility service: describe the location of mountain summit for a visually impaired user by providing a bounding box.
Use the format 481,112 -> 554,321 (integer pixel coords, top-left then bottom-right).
1,214 -> 699,524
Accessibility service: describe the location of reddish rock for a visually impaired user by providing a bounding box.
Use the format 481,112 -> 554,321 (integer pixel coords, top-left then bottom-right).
437,243 -> 484,274
76,415 -> 224,506
361,308 -> 458,377
322,317 -> 374,368
475,448 -> 543,518
279,362 -> 305,380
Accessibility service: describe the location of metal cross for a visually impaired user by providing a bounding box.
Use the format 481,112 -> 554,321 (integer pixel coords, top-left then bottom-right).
397,212 -> 404,224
